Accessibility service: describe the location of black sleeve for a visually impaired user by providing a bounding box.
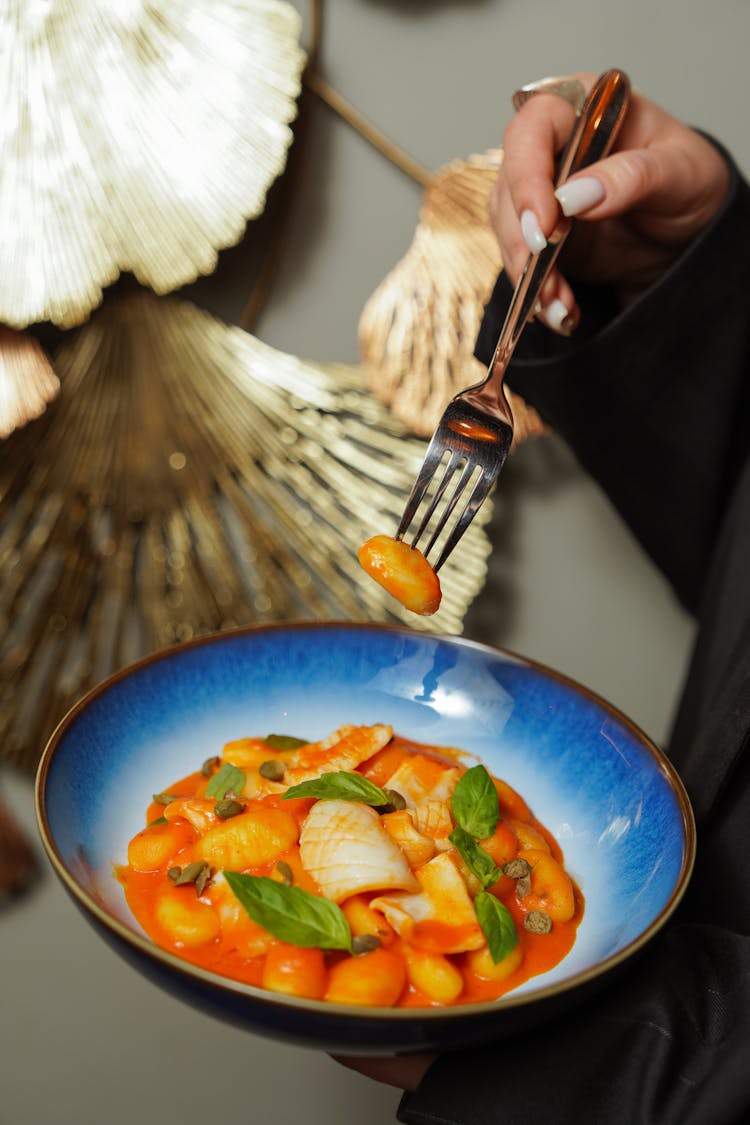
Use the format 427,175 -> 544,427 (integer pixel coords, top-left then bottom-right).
398,924 -> 750,1125
473,148 -> 750,614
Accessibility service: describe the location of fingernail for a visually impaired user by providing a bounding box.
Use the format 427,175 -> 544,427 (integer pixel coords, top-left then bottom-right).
543,298 -> 574,335
555,176 -> 605,217
520,209 -> 547,254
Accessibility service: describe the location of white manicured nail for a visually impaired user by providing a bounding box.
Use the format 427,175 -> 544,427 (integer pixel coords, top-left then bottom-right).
521,209 -> 547,253
543,298 -> 572,334
555,176 -> 605,216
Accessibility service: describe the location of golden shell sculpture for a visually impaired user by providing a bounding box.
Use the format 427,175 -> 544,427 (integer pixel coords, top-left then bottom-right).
358,149 -> 547,444
0,0 -> 305,330
0,292 -> 492,772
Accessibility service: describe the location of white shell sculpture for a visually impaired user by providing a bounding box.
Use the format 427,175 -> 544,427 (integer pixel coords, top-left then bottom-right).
0,0 -> 305,328
0,292 -> 493,771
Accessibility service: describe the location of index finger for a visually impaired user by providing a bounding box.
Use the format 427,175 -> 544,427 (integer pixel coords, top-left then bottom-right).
501,74 -> 596,238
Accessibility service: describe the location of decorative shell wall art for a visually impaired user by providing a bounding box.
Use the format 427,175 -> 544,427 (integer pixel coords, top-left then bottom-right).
0,0 -> 306,331
0,292 -> 492,772
358,149 -> 547,445
0,328 -> 60,438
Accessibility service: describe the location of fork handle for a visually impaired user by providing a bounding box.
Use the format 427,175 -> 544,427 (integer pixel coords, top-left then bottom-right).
468,68 -> 631,410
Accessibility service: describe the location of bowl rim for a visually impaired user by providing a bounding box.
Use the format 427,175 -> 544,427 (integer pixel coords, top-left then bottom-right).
35,619 -> 697,1023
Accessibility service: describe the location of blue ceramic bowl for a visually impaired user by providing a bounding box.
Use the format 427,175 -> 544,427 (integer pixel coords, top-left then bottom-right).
36,622 -> 694,1054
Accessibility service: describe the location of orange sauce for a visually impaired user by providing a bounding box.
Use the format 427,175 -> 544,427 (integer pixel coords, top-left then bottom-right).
117,733 -> 583,1007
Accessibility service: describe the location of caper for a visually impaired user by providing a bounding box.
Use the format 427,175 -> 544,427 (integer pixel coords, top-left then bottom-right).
201,756 -> 221,777
515,874 -> 532,899
524,910 -> 552,934
263,734 -> 308,751
259,760 -> 286,782
502,858 -> 532,879
152,792 -> 177,805
352,934 -> 382,955
172,861 -> 211,889
194,865 -> 212,896
215,798 -> 243,819
276,860 -> 294,886
379,788 -> 407,813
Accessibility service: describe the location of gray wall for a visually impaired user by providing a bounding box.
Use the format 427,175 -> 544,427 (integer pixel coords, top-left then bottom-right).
4,2 -> 748,1123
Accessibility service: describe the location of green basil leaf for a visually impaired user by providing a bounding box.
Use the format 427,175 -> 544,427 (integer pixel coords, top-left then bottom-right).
449,826 -> 501,889
474,891 -> 518,963
224,872 -> 352,951
450,764 -> 499,839
263,734 -> 309,751
205,763 -> 245,800
283,770 -> 390,806
147,815 -> 168,827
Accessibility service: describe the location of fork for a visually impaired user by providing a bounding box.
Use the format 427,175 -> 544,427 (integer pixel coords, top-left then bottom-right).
396,68 -> 631,572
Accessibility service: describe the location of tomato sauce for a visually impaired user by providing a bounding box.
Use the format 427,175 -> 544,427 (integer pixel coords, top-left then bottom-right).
116,729 -> 583,1008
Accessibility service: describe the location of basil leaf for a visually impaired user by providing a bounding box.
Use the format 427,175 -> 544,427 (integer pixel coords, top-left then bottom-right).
283,770 -> 389,806
451,764 -> 499,839
205,763 -> 245,800
147,815 -> 168,827
474,891 -> 518,963
449,826 -> 501,889
224,872 -> 352,951
264,734 -> 309,751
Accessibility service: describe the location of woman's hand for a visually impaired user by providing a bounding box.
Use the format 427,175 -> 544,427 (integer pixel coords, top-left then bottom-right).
491,72 -> 730,329
330,1051 -> 436,1092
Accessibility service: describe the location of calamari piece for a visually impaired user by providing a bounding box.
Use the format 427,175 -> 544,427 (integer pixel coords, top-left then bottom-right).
412,798 -> 453,841
163,798 -> 218,833
208,872 -> 274,959
223,727 -> 354,776
283,724 -> 393,787
299,799 -> 419,902
370,852 -> 485,953
383,754 -> 460,810
237,774 -> 289,801
381,810 -> 437,868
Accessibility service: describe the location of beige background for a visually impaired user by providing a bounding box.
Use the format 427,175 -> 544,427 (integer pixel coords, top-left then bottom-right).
3,1 -> 749,1122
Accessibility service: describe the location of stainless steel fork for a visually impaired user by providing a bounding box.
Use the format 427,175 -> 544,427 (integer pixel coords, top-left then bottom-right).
396,68 -> 631,572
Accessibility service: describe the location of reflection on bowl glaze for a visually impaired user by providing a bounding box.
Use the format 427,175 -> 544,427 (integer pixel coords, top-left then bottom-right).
36,622 -> 695,1054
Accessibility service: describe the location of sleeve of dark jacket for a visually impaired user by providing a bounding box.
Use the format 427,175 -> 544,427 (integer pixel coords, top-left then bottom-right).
475,146 -> 750,616
398,144 -> 750,1125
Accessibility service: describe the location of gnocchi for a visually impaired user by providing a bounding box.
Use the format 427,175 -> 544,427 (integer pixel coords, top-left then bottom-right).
117,725 -> 582,1007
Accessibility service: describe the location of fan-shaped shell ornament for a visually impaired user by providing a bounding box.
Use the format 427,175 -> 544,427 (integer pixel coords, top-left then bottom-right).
359,149 -> 547,444
0,292 -> 492,771
0,0 -> 305,330
0,328 -> 60,437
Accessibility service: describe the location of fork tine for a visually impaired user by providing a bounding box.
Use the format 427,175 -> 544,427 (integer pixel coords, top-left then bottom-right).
431,467 -> 499,573
395,436 -> 450,540
408,451 -> 464,549
420,457 -> 477,558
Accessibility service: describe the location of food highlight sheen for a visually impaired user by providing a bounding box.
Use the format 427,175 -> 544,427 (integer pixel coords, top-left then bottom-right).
117,725 -> 583,1008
